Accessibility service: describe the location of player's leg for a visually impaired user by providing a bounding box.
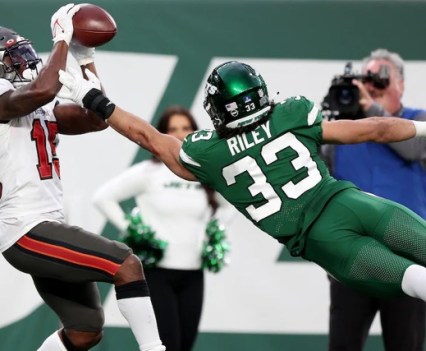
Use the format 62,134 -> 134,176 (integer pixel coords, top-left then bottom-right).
303,189 -> 414,298
178,269 -> 204,351
2,221 -> 164,351
339,190 -> 426,301
367,197 -> 426,350
113,255 -> 165,351
355,194 -> 426,302
145,268 -> 181,350
328,276 -> 377,351
32,277 -> 103,350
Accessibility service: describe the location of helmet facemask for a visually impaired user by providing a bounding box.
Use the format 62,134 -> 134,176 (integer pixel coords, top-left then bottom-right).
0,28 -> 42,87
203,61 -> 271,136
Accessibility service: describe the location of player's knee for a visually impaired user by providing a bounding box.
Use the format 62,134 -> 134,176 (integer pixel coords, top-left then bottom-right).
62,328 -> 103,350
88,306 -> 105,331
114,254 -> 144,285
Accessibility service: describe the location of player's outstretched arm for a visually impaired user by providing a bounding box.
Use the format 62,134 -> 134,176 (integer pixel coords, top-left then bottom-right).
322,117 -> 426,144
58,68 -> 197,181
107,107 -> 196,181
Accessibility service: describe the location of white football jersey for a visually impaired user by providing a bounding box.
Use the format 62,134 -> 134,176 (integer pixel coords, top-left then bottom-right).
0,79 -> 64,252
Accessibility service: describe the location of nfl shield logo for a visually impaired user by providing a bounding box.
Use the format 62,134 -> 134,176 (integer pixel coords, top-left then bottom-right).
243,95 -> 252,103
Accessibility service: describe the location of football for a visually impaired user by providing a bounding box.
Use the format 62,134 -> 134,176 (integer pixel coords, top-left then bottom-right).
72,3 -> 117,47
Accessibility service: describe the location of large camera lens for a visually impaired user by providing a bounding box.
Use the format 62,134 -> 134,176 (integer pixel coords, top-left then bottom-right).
338,88 -> 354,105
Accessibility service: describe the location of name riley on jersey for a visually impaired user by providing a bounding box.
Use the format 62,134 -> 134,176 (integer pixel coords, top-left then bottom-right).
226,121 -> 272,156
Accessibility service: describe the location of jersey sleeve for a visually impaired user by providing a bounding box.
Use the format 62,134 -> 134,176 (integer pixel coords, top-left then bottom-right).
278,96 -> 323,143
281,96 -> 322,125
179,130 -> 213,185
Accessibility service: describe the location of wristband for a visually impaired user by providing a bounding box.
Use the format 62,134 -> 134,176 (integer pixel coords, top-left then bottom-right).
82,88 -> 116,120
412,121 -> 426,137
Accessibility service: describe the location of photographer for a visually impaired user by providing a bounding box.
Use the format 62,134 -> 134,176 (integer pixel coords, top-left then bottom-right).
324,49 -> 426,351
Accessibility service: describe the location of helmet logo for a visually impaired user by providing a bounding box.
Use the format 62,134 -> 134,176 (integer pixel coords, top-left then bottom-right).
205,82 -> 218,96
213,116 -> 223,126
258,89 -> 268,106
5,38 -> 16,47
225,102 -> 239,117
243,95 -> 252,103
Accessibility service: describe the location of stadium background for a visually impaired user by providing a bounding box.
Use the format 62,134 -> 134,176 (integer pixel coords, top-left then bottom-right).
1,0 -> 426,350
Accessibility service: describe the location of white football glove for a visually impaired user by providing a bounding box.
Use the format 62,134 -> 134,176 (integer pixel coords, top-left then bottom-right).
70,42 -> 95,65
50,3 -> 80,45
58,67 -> 101,106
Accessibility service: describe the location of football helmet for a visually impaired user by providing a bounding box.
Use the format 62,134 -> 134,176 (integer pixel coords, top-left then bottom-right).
203,61 -> 270,130
0,26 -> 42,86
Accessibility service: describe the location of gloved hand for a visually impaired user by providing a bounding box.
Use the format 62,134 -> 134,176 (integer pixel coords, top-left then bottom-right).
50,3 -> 80,45
59,68 -> 115,120
70,42 -> 95,65
58,67 -> 101,106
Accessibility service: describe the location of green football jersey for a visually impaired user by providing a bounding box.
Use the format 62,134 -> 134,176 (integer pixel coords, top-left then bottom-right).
180,96 -> 355,256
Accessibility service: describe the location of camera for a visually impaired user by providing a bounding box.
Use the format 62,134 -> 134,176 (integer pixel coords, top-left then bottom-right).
321,62 -> 390,120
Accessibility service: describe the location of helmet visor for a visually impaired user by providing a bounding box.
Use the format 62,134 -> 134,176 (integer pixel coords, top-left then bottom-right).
6,40 -> 41,70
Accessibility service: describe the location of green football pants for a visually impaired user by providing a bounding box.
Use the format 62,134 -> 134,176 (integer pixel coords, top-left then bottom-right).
303,188 -> 426,297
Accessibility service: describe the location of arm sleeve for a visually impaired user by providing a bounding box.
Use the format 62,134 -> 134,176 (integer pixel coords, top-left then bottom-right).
93,162 -> 150,231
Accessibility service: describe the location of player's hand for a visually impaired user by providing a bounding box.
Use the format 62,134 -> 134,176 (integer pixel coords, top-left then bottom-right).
58,67 -> 101,105
69,42 -> 95,65
51,3 -> 80,45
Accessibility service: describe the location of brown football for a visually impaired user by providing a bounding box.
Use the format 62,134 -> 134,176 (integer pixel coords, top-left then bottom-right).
72,3 -> 117,47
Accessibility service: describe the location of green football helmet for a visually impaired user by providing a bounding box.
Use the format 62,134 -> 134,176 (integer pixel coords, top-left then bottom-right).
203,61 -> 271,130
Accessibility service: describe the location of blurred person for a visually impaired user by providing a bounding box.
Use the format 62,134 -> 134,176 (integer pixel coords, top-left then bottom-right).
0,4 -> 164,351
59,60 -> 426,331
324,49 -> 426,351
93,105 -> 232,351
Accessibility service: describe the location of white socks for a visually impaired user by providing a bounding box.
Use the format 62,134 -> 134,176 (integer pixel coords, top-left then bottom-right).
401,264 -> 426,301
37,330 -> 66,351
117,296 -> 165,351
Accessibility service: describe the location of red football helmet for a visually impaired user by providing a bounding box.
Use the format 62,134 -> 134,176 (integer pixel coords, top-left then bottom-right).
0,26 -> 42,86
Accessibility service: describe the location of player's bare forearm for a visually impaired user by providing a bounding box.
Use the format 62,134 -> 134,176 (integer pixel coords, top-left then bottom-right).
106,106 -> 159,151
107,106 -> 197,180
54,103 -> 108,135
322,117 -> 417,144
0,41 -> 69,120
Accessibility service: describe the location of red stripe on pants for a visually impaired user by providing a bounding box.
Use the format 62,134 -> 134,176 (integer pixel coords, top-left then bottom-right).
17,235 -> 121,276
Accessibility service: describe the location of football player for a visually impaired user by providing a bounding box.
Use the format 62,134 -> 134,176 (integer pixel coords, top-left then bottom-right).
59,60 -> 426,305
0,3 -> 164,351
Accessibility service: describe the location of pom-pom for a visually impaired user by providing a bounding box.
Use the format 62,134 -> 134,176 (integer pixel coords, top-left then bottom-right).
202,218 -> 230,273
120,207 -> 167,268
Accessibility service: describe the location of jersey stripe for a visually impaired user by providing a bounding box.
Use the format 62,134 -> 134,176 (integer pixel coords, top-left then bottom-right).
307,105 -> 319,126
16,235 -> 121,276
180,149 -> 202,167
